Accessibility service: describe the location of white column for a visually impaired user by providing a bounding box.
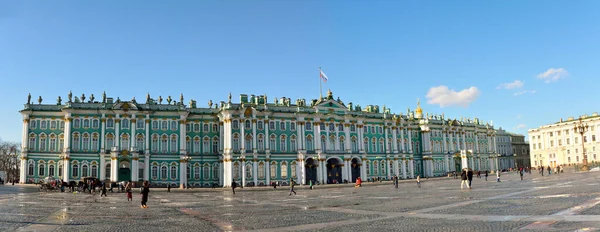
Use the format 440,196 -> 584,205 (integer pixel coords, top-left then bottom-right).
393,157 -> 399,176
131,153 -> 138,182
64,117 -> 72,153
475,132 -> 480,154
240,118 -> 245,152
316,158 -> 322,184
297,123 -> 303,151
461,131 -> 467,151
344,123 -> 351,153
408,129 -> 414,153
492,135 -> 497,153
265,120 -> 270,152
315,122 -> 322,152
252,158 -> 258,185
220,123 -> 224,152
110,155 -> 118,182
358,124 -> 364,152
400,127 -> 405,153
252,119 -> 257,152
386,158 -> 391,179
131,117 -> 136,149
265,159 -> 270,185
322,158 -> 327,184
100,117 -> 106,151
360,158 -> 366,180
449,131 -> 454,152
241,158 -> 246,187
392,127 -> 398,153
299,157 -> 305,185
461,150 -> 468,170
20,158 -> 28,183
442,131 -> 448,153
408,157 -> 414,178
179,118 -> 186,154
401,156 -> 407,179
384,125 -> 390,153
145,117 -> 150,154
180,160 -> 186,189
144,155 -> 149,181
115,117 -> 120,149
100,154 -> 106,180
219,161 -> 223,186
444,154 -> 449,173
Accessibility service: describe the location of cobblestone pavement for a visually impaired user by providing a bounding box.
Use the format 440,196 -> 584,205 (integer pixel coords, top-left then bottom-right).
1,170 -> 600,232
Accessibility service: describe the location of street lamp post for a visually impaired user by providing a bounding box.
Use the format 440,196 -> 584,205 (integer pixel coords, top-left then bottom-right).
573,118 -> 589,171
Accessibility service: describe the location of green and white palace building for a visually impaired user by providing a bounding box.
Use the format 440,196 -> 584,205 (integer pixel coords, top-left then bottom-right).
19,90 -> 501,188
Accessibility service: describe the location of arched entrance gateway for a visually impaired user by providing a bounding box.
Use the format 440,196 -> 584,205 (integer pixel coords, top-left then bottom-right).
118,161 -> 131,182
350,158 -> 361,183
326,158 -> 343,184
305,158 -> 318,184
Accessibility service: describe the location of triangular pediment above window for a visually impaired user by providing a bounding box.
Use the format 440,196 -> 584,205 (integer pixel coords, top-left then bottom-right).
112,102 -> 139,111
315,99 -> 348,111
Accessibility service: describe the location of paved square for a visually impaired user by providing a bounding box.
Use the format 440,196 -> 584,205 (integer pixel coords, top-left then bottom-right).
1,170 -> 600,231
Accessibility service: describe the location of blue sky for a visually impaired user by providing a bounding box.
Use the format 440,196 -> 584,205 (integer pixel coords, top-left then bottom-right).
1,1 -> 599,143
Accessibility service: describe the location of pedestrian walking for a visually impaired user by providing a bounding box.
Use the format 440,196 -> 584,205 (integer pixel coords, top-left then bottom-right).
167,184 -> 171,193
125,180 -> 133,201
416,175 -> 421,188
140,181 -> 150,208
309,180 -> 313,190
289,178 -> 297,196
394,175 -> 399,189
100,182 -> 108,197
231,181 -> 237,195
477,171 -> 481,178
520,170 -> 524,181
485,170 -> 488,181
496,170 -> 501,182
460,169 -> 470,189
467,169 -> 473,188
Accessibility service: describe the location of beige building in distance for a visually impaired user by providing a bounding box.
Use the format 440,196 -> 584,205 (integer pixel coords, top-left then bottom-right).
528,113 -> 600,168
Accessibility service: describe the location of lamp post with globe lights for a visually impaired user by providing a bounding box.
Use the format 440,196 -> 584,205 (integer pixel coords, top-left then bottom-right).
181,155 -> 192,189
573,118 -> 589,171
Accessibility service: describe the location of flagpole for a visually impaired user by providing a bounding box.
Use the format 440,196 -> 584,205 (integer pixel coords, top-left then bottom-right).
319,67 -> 323,100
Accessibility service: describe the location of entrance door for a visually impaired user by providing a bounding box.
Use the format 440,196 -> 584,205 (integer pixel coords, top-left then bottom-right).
454,158 -> 461,172
305,158 -> 317,184
326,159 -> 342,184
118,168 -> 131,182
351,158 -> 360,183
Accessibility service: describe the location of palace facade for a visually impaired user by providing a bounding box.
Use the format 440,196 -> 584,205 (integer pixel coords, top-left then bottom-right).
19,90 -> 501,188
529,113 -> 600,167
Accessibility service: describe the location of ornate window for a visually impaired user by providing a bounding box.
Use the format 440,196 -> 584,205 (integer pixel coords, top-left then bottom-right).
329,123 -> 334,131
49,164 -> 55,177
371,138 -> 377,153
92,133 -> 99,151
233,162 -> 240,179
49,135 -> 56,152
81,164 -> 88,177
105,164 -> 111,179
320,123 -> 325,130
379,139 -> 384,153
161,166 -> 168,179
170,135 -> 177,153
161,135 -> 168,153
212,137 -> 219,153
245,135 -> 252,152
151,166 -> 158,179
83,119 -> 90,128
290,135 -> 297,152
321,136 -> 327,151
350,124 -> 356,132
186,137 -> 192,153
203,123 -> 209,132
291,161 -> 297,178
72,164 -> 79,177
194,165 -> 200,180
232,134 -> 240,152
106,118 -> 114,128
329,136 -> 335,151
290,122 -> 296,131
258,121 -> 264,130
73,119 -> 80,128
152,121 -> 158,130
212,124 -> 218,132
193,123 -> 200,132
170,121 -> 177,131
257,134 -> 264,152
39,134 -> 47,152
28,162 -> 34,176
305,122 -> 312,131
122,119 -> 129,129
306,135 -> 314,151
137,119 -> 144,129
203,137 -> 210,153
380,160 -> 386,174
232,120 -> 239,130
281,161 -> 288,179
106,134 -> 114,149
187,164 -> 191,179
373,161 -> 378,175
121,134 -> 129,151
193,137 -> 200,154
339,136 -> 345,151
366,161 -> 371,175
203,164 -> 210,180
38,163 -> 45,176
58,163 -> 63,177
258,162 -> 265,178
270,162 -> 277,179
212,163 -> 219,180
269,121 -> 275,130
136,135 -> 144,151
280,135 -> 287,152
245,120 -> 251,129
162,121 -> 168,130
269,135 -> 276,151
246,163 -> 252,178
29,134 -> 36,151
72,132 -> 80,151
30,120 -> 37,129
338,124 -> 343,131
50,121 -> 57,129
82,133 -> 90,151
280,121 -> 286,131
151,135 -> 158,152
91,165 -> 97,177
351,137 -> 358,153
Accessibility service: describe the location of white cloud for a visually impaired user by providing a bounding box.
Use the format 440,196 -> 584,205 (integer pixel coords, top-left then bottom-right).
426,85 -> 481,108
537,68 -> 568,83
497,80 -> 524,89
513,90 -> 536,96
514,124 -> 527,130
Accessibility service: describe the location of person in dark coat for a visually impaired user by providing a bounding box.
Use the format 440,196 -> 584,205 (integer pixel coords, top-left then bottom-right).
460,169 -> 469,189
140,181 -> 150,208
231,181 -> 237,194
467,169 -> 474,188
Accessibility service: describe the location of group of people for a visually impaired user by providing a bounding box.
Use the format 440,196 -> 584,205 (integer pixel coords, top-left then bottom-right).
460,169 -> 505,189
537,165 -> 563,176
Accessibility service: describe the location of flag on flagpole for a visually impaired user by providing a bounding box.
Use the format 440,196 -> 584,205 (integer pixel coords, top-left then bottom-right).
320,70 -> 329,82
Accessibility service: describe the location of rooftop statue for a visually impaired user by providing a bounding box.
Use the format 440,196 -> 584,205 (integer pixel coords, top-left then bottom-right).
89,94 -> 95,102
228,92 -> 232,103
27,93 -> 31,104
274,97 -> 279,105
167,96 -> 172,104
132,97 -> 137,104
158,96 -> 163,104
68,91 -> 73,103
81,93 -> 86,102
37,96 -> 43,104
116,97 -> 120,103
146,93 -> 150,103
57,96 -> 62,105
208,99 -> 213,108
180,93 -> 184,104
74,96 -> 80,103
102,91 -> 106,103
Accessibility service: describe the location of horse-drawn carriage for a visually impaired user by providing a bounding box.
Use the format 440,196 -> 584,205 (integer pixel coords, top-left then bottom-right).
39,176 -> 59,192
